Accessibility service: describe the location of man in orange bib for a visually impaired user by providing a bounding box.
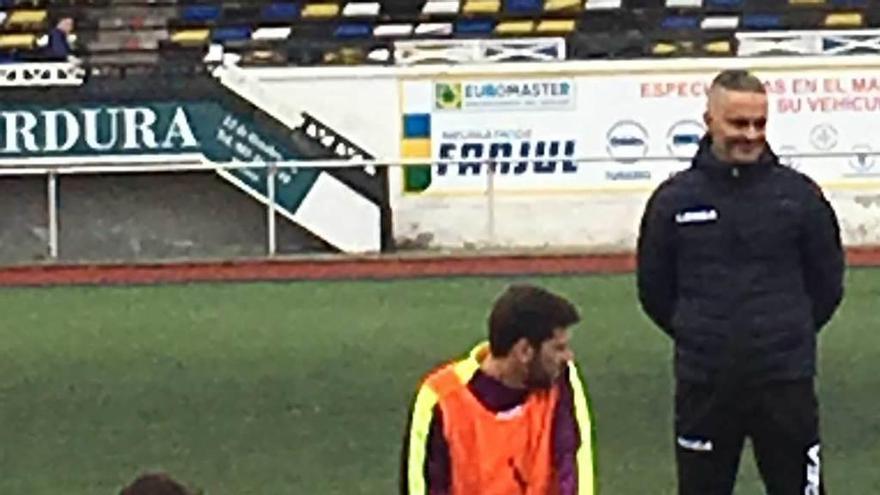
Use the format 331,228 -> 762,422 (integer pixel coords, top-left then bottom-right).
400,283 -> 596,495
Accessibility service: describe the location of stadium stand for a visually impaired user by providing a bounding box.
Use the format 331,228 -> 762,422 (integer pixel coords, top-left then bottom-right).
1,0 -> 879,69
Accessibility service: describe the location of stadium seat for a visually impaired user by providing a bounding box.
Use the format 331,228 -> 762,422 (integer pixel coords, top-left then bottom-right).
302,3 -> 340,18
455,17 -> 496,34
253,27 -> 293,40
463,0 -> 501,14
544,0 -> 582,12
825,12 -> 863,27
537,18 -> 576,32
584,0 -> 624,10
335,22 -> 372,37
662,15 -> 701,30
423,0 -> 461,15
261,3 -> 301,22
504,0 -> 542,14
742,13 -> 783,29
171,29 -> 210,46
0,32 -> 34,48
374,23 -> 413,37
701,15 -> 740,30
5,9 -> 47,27
496,19 -> 535,34
705,0 -> 743,8
181,5 -> 222,24
213,26 -> 252,43
415,22 -> 454,35
343,2 -> 381,16
667,0 -> 704,7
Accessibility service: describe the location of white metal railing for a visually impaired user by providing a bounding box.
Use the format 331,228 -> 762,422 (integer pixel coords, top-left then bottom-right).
1,150 -> 879,174
3,151 -> 880,258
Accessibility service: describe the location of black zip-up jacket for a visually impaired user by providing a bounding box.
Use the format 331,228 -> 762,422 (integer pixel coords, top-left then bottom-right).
636,136 -> 844,385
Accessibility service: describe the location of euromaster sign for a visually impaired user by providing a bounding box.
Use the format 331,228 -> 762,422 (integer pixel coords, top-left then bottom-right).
400,70 -> 880,195
0,102 -> 318,215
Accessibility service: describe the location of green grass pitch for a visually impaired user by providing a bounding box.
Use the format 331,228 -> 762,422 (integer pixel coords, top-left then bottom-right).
1,270 -> 878,494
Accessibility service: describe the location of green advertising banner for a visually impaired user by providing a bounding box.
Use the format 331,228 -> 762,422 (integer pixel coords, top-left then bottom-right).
0,102 -> 318,214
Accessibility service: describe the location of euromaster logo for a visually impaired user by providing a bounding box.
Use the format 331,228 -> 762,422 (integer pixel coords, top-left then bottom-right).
434,79 -> 575,111
434,82 -> 463,110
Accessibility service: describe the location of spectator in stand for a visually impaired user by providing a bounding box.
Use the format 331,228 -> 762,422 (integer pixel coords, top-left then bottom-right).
44,15 -> 75,61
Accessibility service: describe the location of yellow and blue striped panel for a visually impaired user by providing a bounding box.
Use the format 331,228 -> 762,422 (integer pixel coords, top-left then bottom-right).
401,113 -> 432,192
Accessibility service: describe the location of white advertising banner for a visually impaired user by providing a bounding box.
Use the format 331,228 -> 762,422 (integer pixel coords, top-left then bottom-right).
400,68 -> 880,196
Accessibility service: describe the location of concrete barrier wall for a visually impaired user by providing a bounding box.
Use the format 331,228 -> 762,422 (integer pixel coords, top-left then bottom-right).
0,173 -> 328,265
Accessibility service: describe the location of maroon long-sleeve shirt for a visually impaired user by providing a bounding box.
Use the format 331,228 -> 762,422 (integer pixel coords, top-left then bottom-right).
401,366 -> 581,494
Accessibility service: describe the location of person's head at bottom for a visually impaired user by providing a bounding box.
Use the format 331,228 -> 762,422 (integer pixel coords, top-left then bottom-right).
119,472 -> 195,495
704,69 -> 769,165
481,283 -> 580,390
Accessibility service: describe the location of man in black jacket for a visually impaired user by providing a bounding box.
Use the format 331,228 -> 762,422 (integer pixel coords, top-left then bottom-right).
636,69 -> 844,495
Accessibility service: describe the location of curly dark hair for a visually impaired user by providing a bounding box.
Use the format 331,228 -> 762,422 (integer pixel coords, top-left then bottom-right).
488,283 -> 580,356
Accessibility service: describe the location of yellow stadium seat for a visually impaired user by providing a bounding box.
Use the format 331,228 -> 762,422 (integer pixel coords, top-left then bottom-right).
825,12 -> 863,27
302,2 -> 340,18
0,33 -> 36,48
704,40 -> 732,55
652,42 -> 678,55
463,0 -> 500,14
545,0 -> 581,12
170,29 -> 210,45
536,19 -> 576,33
6,9 -> 47,26
495,20 -> 534,34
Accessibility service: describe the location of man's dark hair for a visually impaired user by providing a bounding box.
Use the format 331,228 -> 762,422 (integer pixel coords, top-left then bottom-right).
710,69 -> 766,94
120,473 -> 195,495
488,284 -> 580,356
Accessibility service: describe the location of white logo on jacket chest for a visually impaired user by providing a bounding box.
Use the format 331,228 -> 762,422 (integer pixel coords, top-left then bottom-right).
675,208 -> 718,224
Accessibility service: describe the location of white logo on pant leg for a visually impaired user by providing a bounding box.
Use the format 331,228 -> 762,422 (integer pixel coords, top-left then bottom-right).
805,443 -> 821,495
677,436 -> 713,452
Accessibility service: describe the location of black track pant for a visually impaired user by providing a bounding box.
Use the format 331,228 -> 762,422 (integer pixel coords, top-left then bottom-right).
675,378 -> 824,495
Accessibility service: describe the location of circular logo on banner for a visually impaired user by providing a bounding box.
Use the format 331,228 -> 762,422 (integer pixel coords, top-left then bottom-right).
809,124 -> 838,151
606,120 -> 649,163
778,145 -> 801,170
666,120 -> 705,159
849,144 -> 876,174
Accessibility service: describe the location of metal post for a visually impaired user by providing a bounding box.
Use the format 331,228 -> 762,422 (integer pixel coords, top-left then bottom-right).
47,171 -> 59,259
267,164 -> 277,257
486,161 -> 496,247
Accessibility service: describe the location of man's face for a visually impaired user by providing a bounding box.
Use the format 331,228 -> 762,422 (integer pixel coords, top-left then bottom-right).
59,18 -> 74,34
524,328 -> 573,389
705,88 -> 768,164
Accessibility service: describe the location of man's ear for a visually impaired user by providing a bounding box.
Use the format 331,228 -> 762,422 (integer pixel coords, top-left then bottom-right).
703,110 -> 711,128
511,338 -> 534,363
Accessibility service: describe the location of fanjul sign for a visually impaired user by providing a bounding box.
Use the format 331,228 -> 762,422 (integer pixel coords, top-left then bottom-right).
400,69 -> 880,195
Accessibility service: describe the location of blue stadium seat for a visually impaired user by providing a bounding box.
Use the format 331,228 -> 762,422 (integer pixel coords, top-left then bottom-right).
335,22 -> 372,38
212,25 -> 252,43
181,5 -> 222,24
705,0 -> 744,8
262,2 -> 302,22
742,13 -> 783,29
661,15 -> 701,30
455,18 -> 497,35
505,0 -> 542,14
